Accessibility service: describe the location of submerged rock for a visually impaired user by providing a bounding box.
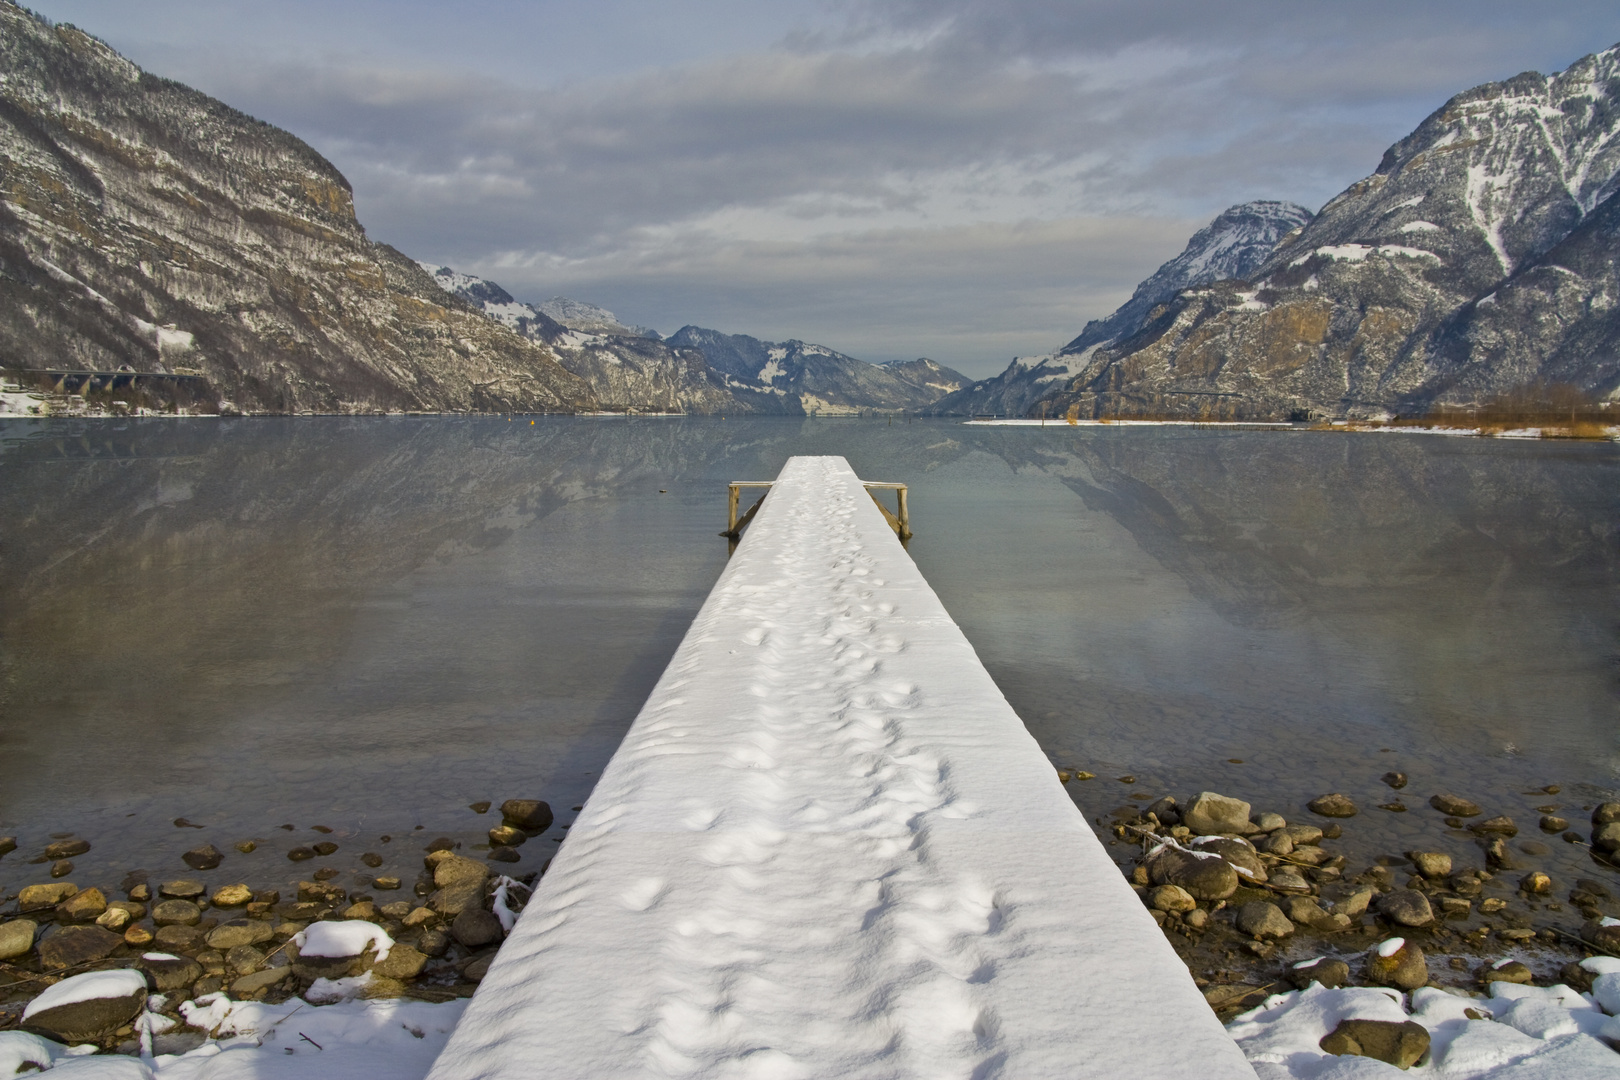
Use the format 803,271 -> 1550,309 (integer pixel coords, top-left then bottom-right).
1307,794 -> 1357,818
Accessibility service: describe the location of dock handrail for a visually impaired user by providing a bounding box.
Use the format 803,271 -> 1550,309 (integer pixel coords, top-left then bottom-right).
722,479 -> 910,541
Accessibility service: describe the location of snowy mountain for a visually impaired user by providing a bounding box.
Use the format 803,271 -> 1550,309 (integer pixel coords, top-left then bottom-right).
420,265 -> 732,413
666,327 -> 967,413
929,201 -> 1311,416
0,5 -> 595,415
1042,44 -> 1620,419
536,297 -> 658,339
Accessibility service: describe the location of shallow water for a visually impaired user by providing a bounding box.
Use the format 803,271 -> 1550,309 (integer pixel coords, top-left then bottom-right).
1,416 -> 1616,914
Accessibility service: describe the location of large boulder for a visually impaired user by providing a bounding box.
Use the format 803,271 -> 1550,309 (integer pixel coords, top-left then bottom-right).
22,969 -> 147,1042
1181,792 -> 1253,836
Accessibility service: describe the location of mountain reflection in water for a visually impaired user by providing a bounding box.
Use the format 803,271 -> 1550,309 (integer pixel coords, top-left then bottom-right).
1,417 -> 1615,902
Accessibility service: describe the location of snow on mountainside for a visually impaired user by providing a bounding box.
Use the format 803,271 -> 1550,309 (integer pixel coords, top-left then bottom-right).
0,6 -> 595,415
666,326 -> 965,413
1042,42 -> 1620,420
928,200 -> 1311,416
420,265 -> 732,413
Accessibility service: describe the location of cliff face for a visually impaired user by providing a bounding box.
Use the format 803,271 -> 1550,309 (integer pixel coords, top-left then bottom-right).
928,202 -> 1312,417
0,4 -> 595,414
1040,45 -> 1620,420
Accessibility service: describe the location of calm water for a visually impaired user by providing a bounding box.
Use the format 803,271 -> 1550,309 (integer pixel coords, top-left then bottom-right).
2,417 -> 1617,914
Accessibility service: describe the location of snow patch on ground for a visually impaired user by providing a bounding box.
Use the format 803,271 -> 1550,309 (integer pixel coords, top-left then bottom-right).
1229,978 -> 1620,1079
293,920 -> 393,962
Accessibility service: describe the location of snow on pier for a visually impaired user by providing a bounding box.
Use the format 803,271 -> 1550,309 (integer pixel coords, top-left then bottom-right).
428,456 -> 1256,1080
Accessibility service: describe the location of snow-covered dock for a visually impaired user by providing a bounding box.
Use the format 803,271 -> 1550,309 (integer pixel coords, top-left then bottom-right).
428,456 -> 1256,1080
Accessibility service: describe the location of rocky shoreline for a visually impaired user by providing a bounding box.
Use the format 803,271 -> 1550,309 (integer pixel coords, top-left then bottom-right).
3,776 -> 1619,1067
1059,769 -> 1620,1027
0,799 -> 557,1054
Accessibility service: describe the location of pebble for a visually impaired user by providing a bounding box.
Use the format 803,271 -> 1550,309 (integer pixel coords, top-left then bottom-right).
161,879 -> 206,898
1380,772 -> 1407,790
56,886 -> 108,922
1408,851 -> 1451,878
123,925 -> 153,946
1429,793 -> 1481,816
0,919 -> 38,960
0,836 -> 15,858
488,825 -> 527,847
312,841 -> 339,857
183,844 -> 223,870
374,876 -> 403,890
1519,871 -> 1552,894
372,944 -> 429,980
50,859 -> 73,877
1469,815 -> 1517,837
1483,960 -> 1533,985
1235,901 -> 1294,939
43,839 -> 90,859
287,846 -> 315,861
1366,939 -> 1429,991
469,801 -> 492,814
1252,812 -> 1286,832
451,907 -> 504,948
1147,884 -> 1196,914
1540,815 -> 1570,833
1377,890 -> 1435,928
361,852 -> 384,867
153,899 -> 202,926
1307,793 -> 1357,818
1268,870 -> 1312,894
212,883 -> 253,907
234,840 -> 257,854
499,799 -> 554,832
1181,792 -> 1253,836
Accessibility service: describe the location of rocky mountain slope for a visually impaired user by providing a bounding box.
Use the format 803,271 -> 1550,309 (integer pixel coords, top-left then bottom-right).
666,326 -> 967,414
929,201 -> 1312,416
421,265 -> 733,413
0,4 -> 594,414
1040,44 -> 1620,420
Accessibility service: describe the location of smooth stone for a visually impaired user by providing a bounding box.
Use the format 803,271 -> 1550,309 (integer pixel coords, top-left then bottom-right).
56,887 -> 108,923
499,799 -> 554,832
1592,803 -> 1620,825
0,837 -> 15,858
1430,793 -> 1482,817
212,884 -> 253,907
19,882 -> 78,911
234,840 -> 257,854
371,944 -> 428,980
1292,958 -> 1351,989
206,919 -> 274,950
361,853 -> 385,868
469,801 -> 492,814
380,901 -> 414,919
0,919 -> 39,960
182,845 -> 223,871
463,954 -> 494,981
43,839 -> 90,859
1148,884 -> 1197,914
1378,890 -> 1434,927
1519,871 -> 1552,894
1318,883 -> 1375,918
194,977 -> 224,996
374,876 -> 403,891
360,976 -> 411,1000
1483,960 -> 1533,986
49,860 -> 73,878
160,879 -> 205,899
293,953 -> 358,981
1184,909 -> 1209,930
141,954 -> 204,991
451,907 -> 504,948
1191,837 -> 1268,884
1252,812 -> 1287,832
226,944 -> 266,975
231,967 -> 291,996
312,842 -> 339,857
1409,851 -> 1452,878
487,825 -> 526,848
1320,1019 -> 1430,1069
1282,896 -> 1329,926
1182,792 -> 1253,836
37,925 -> 123,969
154,924 -> 202,950
432,854 -> 489,887
1308,794 -> 1357,818
402,907 -> 437,928
1367,939 -> 1429,991
1281,825 -> 1323,847
24,982 -> 145,1043
419,929 -> 450,957
1592,821 -> 1620,853
1482,838 -> 1514,869
96,908 -> 131,932
1145,796 -> 1180,825
1262,833 -> 1294,856
1235,901 -> 1294,939
344,901 -> 377,920
1268,870 -> 1312,894
153,899 -> 202,926
1381,772 -> 1408,790
123,926 -> 153,947
1583,919 -> 1620,953
1539,815 -> 1569,833
1146,847 -> 1239,901
288,847 -> 315,861
1469,815 -> 1517,837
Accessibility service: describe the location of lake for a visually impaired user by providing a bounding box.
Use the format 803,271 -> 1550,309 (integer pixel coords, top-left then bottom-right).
2,416 -> 1616,924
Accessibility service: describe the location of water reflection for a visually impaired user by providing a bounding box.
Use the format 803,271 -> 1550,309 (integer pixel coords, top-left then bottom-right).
1,417 -> 1616,908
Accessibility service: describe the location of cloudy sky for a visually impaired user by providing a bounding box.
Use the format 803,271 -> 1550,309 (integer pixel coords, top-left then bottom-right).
27,0 -> 1620,375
